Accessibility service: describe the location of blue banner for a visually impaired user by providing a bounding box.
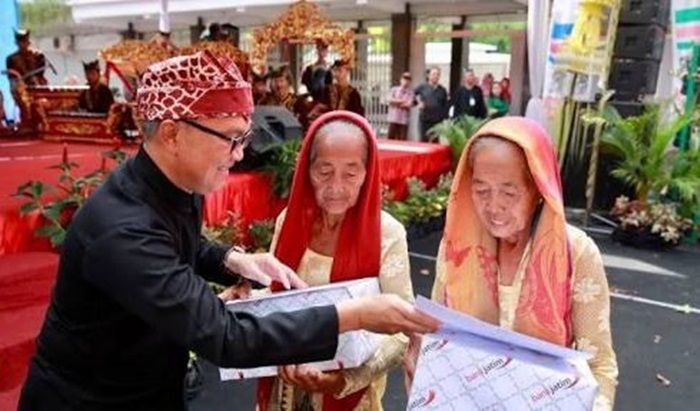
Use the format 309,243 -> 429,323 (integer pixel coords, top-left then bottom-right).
1,0 -> 19,121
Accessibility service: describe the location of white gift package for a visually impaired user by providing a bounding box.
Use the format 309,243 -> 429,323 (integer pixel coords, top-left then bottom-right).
407,297 -> 598,410
219,278 -> 381,381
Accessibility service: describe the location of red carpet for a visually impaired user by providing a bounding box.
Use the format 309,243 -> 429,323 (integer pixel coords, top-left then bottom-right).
0,252 -> 59,410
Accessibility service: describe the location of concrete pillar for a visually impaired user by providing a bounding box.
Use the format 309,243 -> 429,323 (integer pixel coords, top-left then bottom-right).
508,31 -> 526,115
284,41 -> 299,87
190,17 -> 205,44
228,25 -> 240,47
408,36 -> 426,141
390,9 -> 413,85
450,17 -> 468,95
354,22 -> 369,85
121,22 -> 141,40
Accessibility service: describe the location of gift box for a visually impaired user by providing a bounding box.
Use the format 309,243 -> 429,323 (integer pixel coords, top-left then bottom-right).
408,297 -> 598,410
219,278 -> 381,381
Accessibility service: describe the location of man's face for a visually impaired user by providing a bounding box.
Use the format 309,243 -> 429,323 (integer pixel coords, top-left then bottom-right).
174,116 -> 249,194
317,45 -> 328,60
253,80 -> 268,95
464,71 -> 477,87
85,69 -> 100,86
273,76 -> 289,95
428,69 -> 440,85
400,77 -> 411,88
18,38 -> 30,52
333,65 -> 350,83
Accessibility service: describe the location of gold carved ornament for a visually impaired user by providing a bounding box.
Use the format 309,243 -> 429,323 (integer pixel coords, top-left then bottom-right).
250,0 -> 355,74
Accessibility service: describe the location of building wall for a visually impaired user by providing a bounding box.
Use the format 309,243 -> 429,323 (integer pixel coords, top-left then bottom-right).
34,33 -> 121,85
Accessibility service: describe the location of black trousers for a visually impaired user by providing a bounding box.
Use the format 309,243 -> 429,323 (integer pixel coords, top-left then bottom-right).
420,119 -> 442,142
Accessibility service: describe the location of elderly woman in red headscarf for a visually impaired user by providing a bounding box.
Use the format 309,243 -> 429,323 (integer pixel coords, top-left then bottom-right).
257,110 -> 415,411
405,117 -> 618,411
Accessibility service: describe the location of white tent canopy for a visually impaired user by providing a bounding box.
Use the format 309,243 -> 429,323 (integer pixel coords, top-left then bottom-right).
67,0 -> 527,32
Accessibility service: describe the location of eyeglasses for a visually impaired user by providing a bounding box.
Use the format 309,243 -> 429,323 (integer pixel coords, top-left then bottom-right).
181,119 -> 253,153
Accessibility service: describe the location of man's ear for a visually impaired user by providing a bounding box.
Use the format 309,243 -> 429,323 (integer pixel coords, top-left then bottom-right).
158,120 -> 180,155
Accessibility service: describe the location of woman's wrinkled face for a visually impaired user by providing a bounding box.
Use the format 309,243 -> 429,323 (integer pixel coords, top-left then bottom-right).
470,139 -> 540,243
309,128 -> 367,217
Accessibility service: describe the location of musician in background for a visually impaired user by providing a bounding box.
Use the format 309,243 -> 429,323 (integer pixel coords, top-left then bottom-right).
252,71 -> 270,105
259,66 -> 303,114
311,59 -> 364,118
6,30 -> 47,87
78,60 -> 114,115
5,30 -> 47,129
301,40 -> 332,102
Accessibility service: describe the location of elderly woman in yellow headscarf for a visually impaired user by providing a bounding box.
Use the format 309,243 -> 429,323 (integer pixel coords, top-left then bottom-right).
406,117 -> 618,410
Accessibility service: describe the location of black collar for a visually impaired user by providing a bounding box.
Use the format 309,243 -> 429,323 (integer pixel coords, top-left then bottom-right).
132,147 -> 196,213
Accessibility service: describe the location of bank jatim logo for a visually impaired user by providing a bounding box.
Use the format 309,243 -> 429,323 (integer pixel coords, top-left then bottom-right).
530,375 -> 581,403
408,389 -> 437,409
463,355 -> 513,383
420,339 -> 448,356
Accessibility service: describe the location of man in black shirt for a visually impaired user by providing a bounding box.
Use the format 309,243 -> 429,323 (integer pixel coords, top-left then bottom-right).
451,68 -> 487,120
414,67 -> 449,142
18,51 -> 437,410
77,60 -> 114,114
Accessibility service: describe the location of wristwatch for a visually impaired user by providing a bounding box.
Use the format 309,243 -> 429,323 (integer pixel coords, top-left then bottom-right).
222,245 -> 246,282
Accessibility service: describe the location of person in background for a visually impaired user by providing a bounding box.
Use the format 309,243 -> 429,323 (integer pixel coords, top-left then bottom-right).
77,60 -> 114,114
405,117 -> 618,411
386,72 -> 414,140
500,77 -> 512,104
311,60 -> 364,119
252,71 -> 270,105
414,67 -> 449,142
259,66 -> 301,115
6,29 -> 47,130
451,68 -> 487,120
480,72 -> 494,100
487,82 -> 510,118
302,40 -> 333,103
255,111 -> 415,410
6,29 -> 47,87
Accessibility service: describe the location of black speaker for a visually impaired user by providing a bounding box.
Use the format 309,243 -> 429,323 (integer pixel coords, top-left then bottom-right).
610,100 -> 644,118
615,25 -> 665,61
249,105 -> 303,154
231,106 -> 302,171
619,0 -> 670,29
609,59 -> 660,96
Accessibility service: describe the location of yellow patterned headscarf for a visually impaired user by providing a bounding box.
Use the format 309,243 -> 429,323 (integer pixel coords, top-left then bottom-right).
436,116 -> 573,346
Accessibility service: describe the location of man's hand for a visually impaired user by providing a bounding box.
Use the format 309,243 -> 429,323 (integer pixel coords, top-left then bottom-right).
278,365 -> 346,395
224,250 -> 307,290
336,294 -> 439,335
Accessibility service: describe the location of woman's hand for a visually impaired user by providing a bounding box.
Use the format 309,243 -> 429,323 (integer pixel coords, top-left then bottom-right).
402,332 -> 422,394
217,280 -> 252,301
278,365 -> 346,395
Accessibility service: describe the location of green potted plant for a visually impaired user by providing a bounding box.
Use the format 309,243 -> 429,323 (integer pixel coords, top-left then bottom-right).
429,116 -> 486,169
599,104 -> 699,248
262,139 -> 301,199
14,146 -> 128,248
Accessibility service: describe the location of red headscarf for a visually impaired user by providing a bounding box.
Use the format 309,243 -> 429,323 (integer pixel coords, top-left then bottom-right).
257,110 -> 382,411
